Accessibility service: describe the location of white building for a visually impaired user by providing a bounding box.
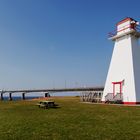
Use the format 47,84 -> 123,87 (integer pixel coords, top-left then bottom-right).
102,17 -> 140,104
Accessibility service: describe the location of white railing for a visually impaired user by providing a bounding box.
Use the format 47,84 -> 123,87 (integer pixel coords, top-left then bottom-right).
105,93 -> 123,104
113,93 -> 123,101
105,93 -> 114,101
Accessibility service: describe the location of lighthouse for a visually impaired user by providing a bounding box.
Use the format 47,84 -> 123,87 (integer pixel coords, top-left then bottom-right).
102,17 -> 140,104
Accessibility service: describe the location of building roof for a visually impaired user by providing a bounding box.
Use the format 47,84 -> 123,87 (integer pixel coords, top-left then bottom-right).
117,17 -> 137,26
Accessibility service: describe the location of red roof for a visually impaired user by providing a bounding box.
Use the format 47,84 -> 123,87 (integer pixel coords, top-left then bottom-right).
117,17 -> 137,26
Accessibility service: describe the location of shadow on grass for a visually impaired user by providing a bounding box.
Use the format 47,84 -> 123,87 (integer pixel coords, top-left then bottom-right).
37,105 -> 61,110
50,106 -> 61,109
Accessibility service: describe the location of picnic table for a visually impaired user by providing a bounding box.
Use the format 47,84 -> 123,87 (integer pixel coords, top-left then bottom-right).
36,101 -> 56,109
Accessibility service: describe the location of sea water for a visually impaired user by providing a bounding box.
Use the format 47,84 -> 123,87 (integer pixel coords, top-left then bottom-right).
2,92 -> 80,100
3,96 -> 41,101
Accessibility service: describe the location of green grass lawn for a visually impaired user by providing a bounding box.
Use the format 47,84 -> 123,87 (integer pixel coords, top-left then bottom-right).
0,97 -> 140,140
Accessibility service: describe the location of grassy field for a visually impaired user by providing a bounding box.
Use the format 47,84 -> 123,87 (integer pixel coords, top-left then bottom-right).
0,97 -> 140,140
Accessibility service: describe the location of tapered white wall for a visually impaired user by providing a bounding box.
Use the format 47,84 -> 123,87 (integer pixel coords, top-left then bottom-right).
132,36 -> 140,102
102,34 -> 140,104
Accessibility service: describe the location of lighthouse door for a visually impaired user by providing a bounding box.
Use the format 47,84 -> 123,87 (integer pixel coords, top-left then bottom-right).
112,81 -> 123,97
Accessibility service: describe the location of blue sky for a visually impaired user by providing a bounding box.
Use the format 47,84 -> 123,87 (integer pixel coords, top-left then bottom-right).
0,0 -> 140,90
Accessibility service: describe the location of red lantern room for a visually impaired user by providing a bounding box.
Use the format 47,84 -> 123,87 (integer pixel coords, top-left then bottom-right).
108,17 -> 140,39
116,17 -> 138,35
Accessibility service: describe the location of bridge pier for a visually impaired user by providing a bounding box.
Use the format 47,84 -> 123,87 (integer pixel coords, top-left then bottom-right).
45,92 -> 50,97
9,93 -> 12,101
22,93 -> 26,100
0,93 -> 4,100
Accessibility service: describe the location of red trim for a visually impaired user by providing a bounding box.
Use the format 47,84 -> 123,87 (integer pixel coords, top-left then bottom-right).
112,81 -> 123,97
113,84 -> 115,97
117,24 -> 136,33
120,83 -> 122,98
117,25 -> 131,32
112,81 -> 122,84
102,101 -> 140,105
123,102 -> 140,104
117,17 -> 134,26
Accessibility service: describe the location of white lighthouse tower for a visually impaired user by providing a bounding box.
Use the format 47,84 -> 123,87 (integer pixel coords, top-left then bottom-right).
102,17 -> 140,104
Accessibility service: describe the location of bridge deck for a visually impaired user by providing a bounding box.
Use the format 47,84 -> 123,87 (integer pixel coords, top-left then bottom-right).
2,87 -> 104,93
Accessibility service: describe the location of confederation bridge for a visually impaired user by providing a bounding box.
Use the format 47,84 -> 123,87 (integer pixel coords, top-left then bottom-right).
0,86 -> 104,102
